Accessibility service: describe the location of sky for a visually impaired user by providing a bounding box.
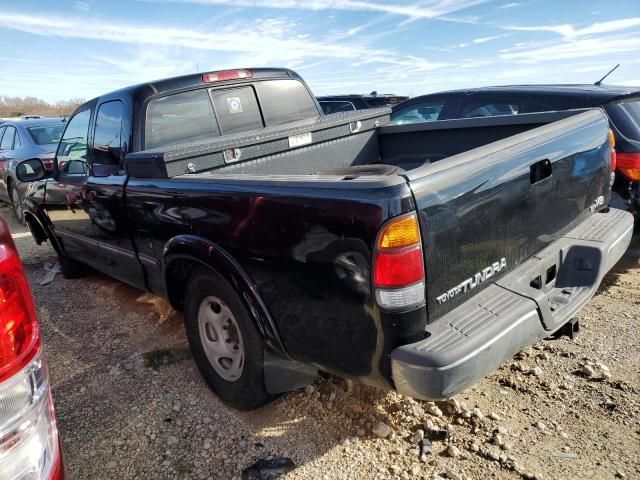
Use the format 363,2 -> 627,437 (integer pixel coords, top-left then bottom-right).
0,0 -> 638,102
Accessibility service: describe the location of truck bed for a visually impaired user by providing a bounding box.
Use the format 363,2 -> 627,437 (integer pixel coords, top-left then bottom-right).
125,108 -> 592,179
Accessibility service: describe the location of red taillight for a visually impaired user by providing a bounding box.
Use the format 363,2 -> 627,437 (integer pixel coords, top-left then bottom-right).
373,213 -> 426,310
373,246 -> 424,287
611,149 -> 617,172
0,245 -> 40,382
617,152 -> 640,181
202,69 -> 252,83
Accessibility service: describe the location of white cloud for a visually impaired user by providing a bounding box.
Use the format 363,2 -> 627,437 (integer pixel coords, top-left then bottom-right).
496,2 -> 519,8
500,34 -> 640,63
0,11 -> 380,63
0,10 -> 449,96
139,0 -> 490,21
502,17 -> 640,39
472,34 -> 505,43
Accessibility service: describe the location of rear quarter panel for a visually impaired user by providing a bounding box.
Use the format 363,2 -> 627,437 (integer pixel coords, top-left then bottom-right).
125,175 -> 420,386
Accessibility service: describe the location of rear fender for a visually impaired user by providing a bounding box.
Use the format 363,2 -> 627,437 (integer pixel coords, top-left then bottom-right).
23,197 -> 64,253
162,235 -> 286,354
162,235 -> 317,393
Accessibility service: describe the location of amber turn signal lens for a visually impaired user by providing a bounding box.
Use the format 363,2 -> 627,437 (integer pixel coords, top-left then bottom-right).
608,129 -> 615,149
377,214 -> 420,250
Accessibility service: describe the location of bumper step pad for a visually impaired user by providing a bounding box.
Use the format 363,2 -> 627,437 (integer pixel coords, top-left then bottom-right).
391,209 -> 634,400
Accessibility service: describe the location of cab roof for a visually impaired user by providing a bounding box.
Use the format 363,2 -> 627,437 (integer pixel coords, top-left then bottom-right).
90,68 -> 300,106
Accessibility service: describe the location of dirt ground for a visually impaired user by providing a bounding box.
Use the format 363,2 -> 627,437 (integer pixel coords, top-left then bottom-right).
4,203 -> 639,480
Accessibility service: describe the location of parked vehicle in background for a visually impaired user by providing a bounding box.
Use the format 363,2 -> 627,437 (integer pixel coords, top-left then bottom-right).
317,92 -> 408,114
0,115 -> 44,122
390,84 -> 640,218
19,68 -> 633,411
0,118 -> 66,223
0,217 -> 64,479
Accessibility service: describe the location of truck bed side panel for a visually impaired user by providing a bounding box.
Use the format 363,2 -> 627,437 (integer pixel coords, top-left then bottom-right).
124,176 -> 418,386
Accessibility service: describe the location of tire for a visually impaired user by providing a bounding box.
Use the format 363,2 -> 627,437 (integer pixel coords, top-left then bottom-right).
9,182 -> 25,225
184,266 -> 272,410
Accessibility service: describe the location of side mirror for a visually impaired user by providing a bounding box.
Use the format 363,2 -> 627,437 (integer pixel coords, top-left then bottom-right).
16,159 -> 47,183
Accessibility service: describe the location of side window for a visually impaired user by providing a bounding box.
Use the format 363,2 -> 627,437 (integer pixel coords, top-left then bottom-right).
320,101 -> 356,114
0,127 -> 5,147
146,89 -> 220,149
93,101 -> 123,176
459,99 -> 521,118
14,131 -> 21,149
0,126 -> 15,150
210,86 -> 263,135
391,101 -> 445,125
57,109 -> 91,176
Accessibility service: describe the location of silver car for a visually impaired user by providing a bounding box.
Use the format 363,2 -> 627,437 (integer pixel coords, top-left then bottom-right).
0,118 -> 66,222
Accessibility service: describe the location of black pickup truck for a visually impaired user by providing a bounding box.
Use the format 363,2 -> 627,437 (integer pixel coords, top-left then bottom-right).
18,68 -> 634,410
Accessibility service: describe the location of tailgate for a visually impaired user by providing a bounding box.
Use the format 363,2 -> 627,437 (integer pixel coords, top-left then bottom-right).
405,109 -> 613,321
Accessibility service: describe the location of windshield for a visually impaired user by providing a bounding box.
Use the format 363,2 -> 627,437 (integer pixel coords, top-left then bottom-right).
605,98 -> 640,142
28,125 -> 65,145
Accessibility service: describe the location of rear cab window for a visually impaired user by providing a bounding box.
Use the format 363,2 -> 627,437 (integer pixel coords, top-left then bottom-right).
146,89 -> 220,149
254,80 -> 319,125
144,79 -> 319,149
210,86 -> 263,135
605,98 -> 640,141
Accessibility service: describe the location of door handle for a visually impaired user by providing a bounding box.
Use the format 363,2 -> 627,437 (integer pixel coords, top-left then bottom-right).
530,159 -> 552,184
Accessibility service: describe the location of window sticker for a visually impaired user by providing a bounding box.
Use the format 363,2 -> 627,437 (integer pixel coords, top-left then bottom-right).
227,97 -> 243,114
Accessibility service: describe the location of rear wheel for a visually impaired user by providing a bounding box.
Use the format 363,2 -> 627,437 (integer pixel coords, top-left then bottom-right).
9,183 -> 25,225
184,267 -> 271,410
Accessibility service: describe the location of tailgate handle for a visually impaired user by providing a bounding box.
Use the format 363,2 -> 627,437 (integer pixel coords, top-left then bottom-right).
530,159 -> 552,184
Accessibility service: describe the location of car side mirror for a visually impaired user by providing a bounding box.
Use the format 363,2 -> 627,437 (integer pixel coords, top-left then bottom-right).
16,158 -> 47,182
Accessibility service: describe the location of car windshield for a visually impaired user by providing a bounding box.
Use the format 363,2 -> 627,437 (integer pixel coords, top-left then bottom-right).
605,98 -> 640,141
28,125 -> 65,145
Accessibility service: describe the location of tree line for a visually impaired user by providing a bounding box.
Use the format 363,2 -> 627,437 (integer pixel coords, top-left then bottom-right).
0,96 -> 85,118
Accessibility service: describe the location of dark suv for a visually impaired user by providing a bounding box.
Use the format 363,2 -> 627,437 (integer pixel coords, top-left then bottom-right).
390,85 -> 640,217
317,92 -> 408,114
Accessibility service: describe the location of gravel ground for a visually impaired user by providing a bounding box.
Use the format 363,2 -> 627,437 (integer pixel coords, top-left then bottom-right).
3,202 -> 639,480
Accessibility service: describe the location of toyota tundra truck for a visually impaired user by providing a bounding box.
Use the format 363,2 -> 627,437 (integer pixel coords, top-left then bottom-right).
17,68 -> 634,410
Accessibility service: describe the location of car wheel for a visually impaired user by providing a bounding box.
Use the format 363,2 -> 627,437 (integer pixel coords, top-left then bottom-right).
184,266 -> 272,410
9,183 -> 25,225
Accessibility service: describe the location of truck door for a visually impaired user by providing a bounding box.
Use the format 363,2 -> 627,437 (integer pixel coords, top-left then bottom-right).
45,106 -> 99,266
84,99 -> 145,289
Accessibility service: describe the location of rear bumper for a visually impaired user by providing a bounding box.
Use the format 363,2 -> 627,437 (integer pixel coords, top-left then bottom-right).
391,208 -> 634,400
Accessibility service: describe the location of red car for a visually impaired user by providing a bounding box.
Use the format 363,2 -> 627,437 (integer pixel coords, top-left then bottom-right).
0,217 -> 63,479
